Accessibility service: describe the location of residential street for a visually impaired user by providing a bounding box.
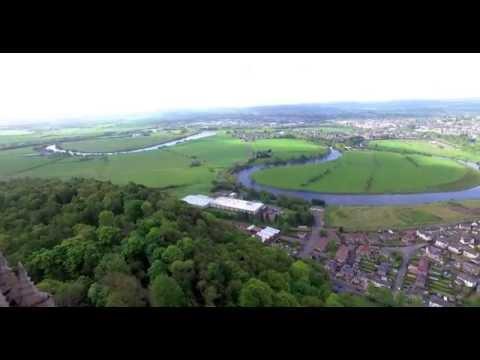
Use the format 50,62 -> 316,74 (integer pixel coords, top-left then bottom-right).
299,208 -> 324,259
383,243 -> 428,292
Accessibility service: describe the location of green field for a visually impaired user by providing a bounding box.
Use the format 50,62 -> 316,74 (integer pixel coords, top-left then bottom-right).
0,134 -> 326,197
62,129 -> 190,153
325,200 -> 480,231
252,150 -> 480,194
369,139 -> 480,162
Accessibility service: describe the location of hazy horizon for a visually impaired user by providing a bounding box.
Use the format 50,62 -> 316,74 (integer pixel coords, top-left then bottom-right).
2,53 -> 480,125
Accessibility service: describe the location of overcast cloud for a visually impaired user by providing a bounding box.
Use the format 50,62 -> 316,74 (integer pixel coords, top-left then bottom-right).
1,53 -> 480,124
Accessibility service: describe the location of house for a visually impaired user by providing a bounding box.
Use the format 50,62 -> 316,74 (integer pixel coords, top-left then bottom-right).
426,246 -> 444,264
463,248 -> 479,260
369,277 -> 390,289
326,260 -> 338,273
414,273 -> 427,289
460,236 -> 472,245
417,257 -> 429,276
335,245 -> 350,264
416,230 -> 432,242
407,264 -> 418,275
315,237 -> 329,253
246,224 -> 262,234
428,295 -> 449,307
255,226 -> 280,243
339,264 -> 355,281
452,260 -> 463,270
434,238 -> 449,249
456,273 -> 478,288
462,262 -> 480,276
401,230 -> 417,244
448,244 -> 463,255
356,244 -> 370,258
377,262 -> 390,278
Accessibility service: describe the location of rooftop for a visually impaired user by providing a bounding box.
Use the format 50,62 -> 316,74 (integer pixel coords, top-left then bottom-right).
256,226 -> 280,243
335,245 -> 350,263
213,197 -> 264,213
182,194 -> 214,208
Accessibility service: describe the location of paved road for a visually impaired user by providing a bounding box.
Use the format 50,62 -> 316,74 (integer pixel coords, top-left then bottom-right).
383,243 -> 428,292
299,209 -> 324,259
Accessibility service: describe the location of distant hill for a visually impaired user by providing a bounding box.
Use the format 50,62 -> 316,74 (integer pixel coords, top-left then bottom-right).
7,99 -> 480,129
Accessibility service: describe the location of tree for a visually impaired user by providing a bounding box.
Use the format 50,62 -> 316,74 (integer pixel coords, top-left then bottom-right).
259,270 -> 290,292
326,239 -> 338,256
177,237 -> 194,258
96,226 -> 121,247
289,261 -> 311,282
325,293 -> 344,307
366,285 -> 396,306
149,275 -> 187,307
147,259 -> 168,281
169,259 -> 195,289
125,200 -> 144,222
161,245 -> 184,264
37,276 -> 90,306
89,272 -> 146,307
94,253 -> 130,280
141,201 -> 153,217
204,285 -> 219,306
239,279 -> 274,307
98,210 -> 115,227
121,233 -> 146,260
274,291 -> 299,307
103,273 -> 146,307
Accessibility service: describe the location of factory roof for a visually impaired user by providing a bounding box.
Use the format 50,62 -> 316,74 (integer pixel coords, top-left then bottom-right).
212,197 -> 264,213
182,194 -> 214,208
256,226 -> 281,243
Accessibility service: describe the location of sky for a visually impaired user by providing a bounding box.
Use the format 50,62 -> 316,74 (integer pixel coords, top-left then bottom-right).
1,53 -> 480,124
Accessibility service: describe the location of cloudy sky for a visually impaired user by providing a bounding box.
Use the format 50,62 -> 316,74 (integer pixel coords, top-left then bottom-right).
1,53 -> 480,124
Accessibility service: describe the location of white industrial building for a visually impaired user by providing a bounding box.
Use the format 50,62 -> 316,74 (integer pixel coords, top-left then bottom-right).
182,194 -> 264,215
210,197 -> 264,215
182,194 -> 214,208
255,226 -> 280,243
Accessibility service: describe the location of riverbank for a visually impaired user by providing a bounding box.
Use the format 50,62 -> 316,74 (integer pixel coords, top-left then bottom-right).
251,149 -> 480,194
42,131 -> 216,156
236,148 -> 480,206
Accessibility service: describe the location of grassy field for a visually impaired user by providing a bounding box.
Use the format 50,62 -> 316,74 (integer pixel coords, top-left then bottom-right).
0,133 -> 326,197
369,139 -> 480,162
325,200 -> 480,231
252,150 -> 480,194
62,129 -> 190,152
0,123 -> 162,148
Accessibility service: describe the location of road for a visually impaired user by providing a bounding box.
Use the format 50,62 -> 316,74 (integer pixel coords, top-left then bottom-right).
383,243 -> 428,292
299,209 -> 324,259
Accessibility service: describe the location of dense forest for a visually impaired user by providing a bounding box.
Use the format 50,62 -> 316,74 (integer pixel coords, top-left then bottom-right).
0,177 -> 408,307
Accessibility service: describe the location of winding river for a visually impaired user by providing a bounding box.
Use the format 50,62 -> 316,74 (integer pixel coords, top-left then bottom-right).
44,131 -> 217,156
236,148 -> 480,206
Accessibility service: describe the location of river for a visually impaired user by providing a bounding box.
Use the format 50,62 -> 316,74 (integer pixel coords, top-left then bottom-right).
236,147 -> 480,206
44,131 -> 217,156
